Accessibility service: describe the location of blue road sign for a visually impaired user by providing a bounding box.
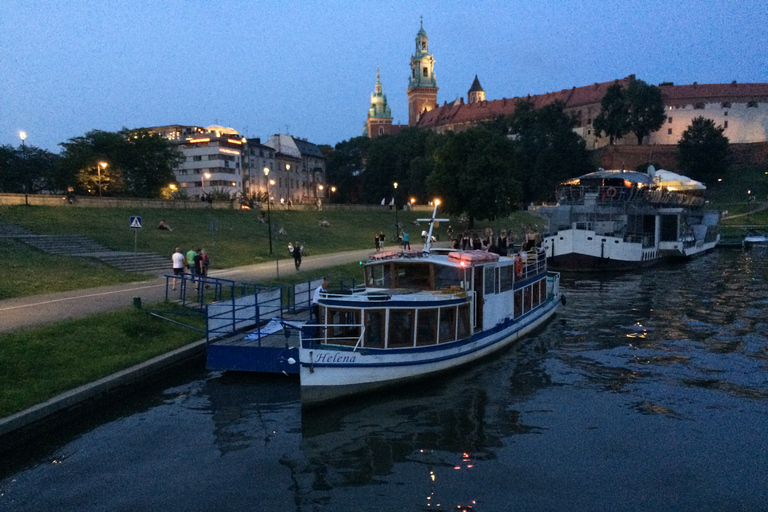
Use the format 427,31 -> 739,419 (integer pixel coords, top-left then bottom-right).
130,216 -> 142,229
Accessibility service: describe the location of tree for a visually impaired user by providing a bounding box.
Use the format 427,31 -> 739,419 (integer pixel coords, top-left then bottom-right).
0,144 -> 60,194
427,127 -> 520,228
625,79 -> 666,145
59,129 -> 181,197
496,99 -> 592,203
677,116 -> 731,185
593,83 -> 629,145
325,136 -> 370,203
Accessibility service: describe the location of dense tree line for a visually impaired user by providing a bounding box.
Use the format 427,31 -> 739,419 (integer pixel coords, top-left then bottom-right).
0,129 -> 181,197
327,99 -> 592,226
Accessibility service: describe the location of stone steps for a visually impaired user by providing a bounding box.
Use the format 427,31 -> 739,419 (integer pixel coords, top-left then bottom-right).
1,224 -> 169,274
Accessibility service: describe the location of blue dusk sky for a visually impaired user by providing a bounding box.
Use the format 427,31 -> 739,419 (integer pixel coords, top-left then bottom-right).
2,0 -> 766,153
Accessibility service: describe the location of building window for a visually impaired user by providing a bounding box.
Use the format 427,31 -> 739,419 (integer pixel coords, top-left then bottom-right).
193,155 -> 202,161
722,102 -> 731,108
724,111 -> 728,116
422,67 -> 428,77
668,117 -> 673,123
747,101 -> 758,108
379,126 -> 384,135
668,129 -> 672,135
694,102 -> 705,109
724,121 -> 728,129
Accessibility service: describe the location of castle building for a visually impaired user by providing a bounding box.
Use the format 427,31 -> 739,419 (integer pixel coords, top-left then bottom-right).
364,69 -> 395,139
366,22 -> 768,153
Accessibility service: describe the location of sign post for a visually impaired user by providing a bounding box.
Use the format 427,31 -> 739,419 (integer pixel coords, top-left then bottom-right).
130,216 -> 142,271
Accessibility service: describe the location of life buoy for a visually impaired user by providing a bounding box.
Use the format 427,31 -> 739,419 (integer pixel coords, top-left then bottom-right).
514,257 -> 523,278
606,187 -> 617,199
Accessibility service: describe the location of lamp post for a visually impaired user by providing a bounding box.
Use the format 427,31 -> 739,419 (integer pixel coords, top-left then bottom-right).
97,161 -> 107,197
393,182 -> 399,242
263,167 -> 273,256
19,132 -> 28,205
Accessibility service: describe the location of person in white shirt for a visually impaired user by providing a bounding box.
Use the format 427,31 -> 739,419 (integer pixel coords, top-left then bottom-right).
171,247 -> 184,290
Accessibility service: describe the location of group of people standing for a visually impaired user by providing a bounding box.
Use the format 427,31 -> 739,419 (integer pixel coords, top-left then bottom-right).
171,247 -> 210,290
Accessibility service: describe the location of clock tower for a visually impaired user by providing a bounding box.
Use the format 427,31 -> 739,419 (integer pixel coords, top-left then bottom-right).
407,20 -> 438,125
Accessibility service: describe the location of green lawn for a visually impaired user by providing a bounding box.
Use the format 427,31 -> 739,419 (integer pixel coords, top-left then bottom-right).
0,303 -> 207,418
0,204 -> 546,299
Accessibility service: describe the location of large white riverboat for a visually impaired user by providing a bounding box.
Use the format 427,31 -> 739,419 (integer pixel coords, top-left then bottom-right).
536,167 -> 720,271
299,207 -> 562,405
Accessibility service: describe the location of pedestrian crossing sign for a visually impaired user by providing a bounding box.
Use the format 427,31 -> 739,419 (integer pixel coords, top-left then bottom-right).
130,216 -> 142,229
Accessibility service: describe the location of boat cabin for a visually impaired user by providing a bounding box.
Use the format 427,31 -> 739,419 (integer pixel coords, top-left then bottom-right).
312,249 -> 549,351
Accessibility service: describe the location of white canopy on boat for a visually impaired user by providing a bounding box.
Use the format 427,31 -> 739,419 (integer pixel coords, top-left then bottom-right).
654,170 -> 706,191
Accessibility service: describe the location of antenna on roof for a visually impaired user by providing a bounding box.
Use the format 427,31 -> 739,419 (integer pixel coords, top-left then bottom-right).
417,202 -> 449,254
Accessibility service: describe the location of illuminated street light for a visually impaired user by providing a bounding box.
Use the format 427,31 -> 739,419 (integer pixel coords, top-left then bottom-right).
263,167 -> 273,256
97,161 -> 108,197
393,182 -> 399,241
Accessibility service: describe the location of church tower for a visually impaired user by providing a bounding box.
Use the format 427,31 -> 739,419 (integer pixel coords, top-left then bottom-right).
407,19 -> 438,125
468,75 -> 485,104
365,68 -> 394,139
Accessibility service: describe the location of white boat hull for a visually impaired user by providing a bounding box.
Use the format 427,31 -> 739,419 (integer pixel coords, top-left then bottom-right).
299,292 -> 560,405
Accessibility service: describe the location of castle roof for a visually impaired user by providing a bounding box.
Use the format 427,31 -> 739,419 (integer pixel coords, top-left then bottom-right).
416,77 -> 768,130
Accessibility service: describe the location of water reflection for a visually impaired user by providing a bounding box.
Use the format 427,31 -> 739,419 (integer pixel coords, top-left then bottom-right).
2,249 -> 768,511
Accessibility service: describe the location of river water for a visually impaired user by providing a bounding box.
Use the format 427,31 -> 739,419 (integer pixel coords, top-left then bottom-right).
2,248 -> 767,512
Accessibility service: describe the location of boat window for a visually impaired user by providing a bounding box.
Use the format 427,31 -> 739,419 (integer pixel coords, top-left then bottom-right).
364,310 -> 385,348
484,266 -> 495,296
457,304 -> 470,339
366,264 -> 392,288
438,306 -> 456,343
500,265 -> 514,292
388,309 -> 415,347
539,279 -> 547,303
327,308 -> 361,346
514,290 -> 523,317
416,308 -> 438,346
532,280 -> 541,308
395,263 -> 431,289
435,265 -> 463,290
523,285 -> 532,313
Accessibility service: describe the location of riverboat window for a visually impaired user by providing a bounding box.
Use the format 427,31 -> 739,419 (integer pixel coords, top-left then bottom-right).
500,265 -> 514,292
484,266 -> 495,296
327,309 -> 361,346
523,285 -> 532,313
416,308 -> 438,346
395,263 -> 431,289
364,310 -> 385,348
514,290 -> 523,318
438,306 -> 456,343
532,280 -> 541,308
366,264 -> 392,288
435,265 -> 463,290
457,304 -> 470,339
388,310 -> 415,347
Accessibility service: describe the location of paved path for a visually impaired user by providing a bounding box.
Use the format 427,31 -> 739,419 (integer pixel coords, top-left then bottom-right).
0,248 -> 375,334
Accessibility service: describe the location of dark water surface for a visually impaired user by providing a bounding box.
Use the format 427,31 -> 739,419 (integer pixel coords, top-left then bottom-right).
2,249 -> 768,511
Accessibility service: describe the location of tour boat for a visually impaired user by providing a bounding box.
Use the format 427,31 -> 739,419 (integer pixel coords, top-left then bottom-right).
299,206 -> 562,405
536,167 -> 720,271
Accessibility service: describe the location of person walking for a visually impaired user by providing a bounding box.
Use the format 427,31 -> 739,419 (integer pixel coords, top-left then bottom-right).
193,248 -> 204,290
171,247 -> 184,290
292,241 -> 302,271
186,247 -> 198,287
403,232 -> 410,249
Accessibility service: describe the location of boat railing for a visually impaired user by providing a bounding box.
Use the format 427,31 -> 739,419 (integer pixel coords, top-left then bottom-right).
301,323 -> 366,351
556,185 -> 646,205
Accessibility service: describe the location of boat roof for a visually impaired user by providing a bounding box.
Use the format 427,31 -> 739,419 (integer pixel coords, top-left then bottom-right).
654,169 -> 706,190
367,249 -> 513,268
560,169 -> 655,186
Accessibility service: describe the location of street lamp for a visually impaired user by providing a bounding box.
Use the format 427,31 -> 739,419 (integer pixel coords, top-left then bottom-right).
393,182 -> 399,242
202,171 -> 211,195
19,132 -> 28,205
97,161 -> 108,197
263,167 -> 273,256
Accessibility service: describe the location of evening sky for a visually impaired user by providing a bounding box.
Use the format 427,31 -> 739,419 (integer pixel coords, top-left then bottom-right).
2,0 -> 766,152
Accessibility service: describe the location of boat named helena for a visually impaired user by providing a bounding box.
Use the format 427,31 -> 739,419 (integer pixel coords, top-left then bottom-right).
299,206 -> 562,406
535,166 -> 720,272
